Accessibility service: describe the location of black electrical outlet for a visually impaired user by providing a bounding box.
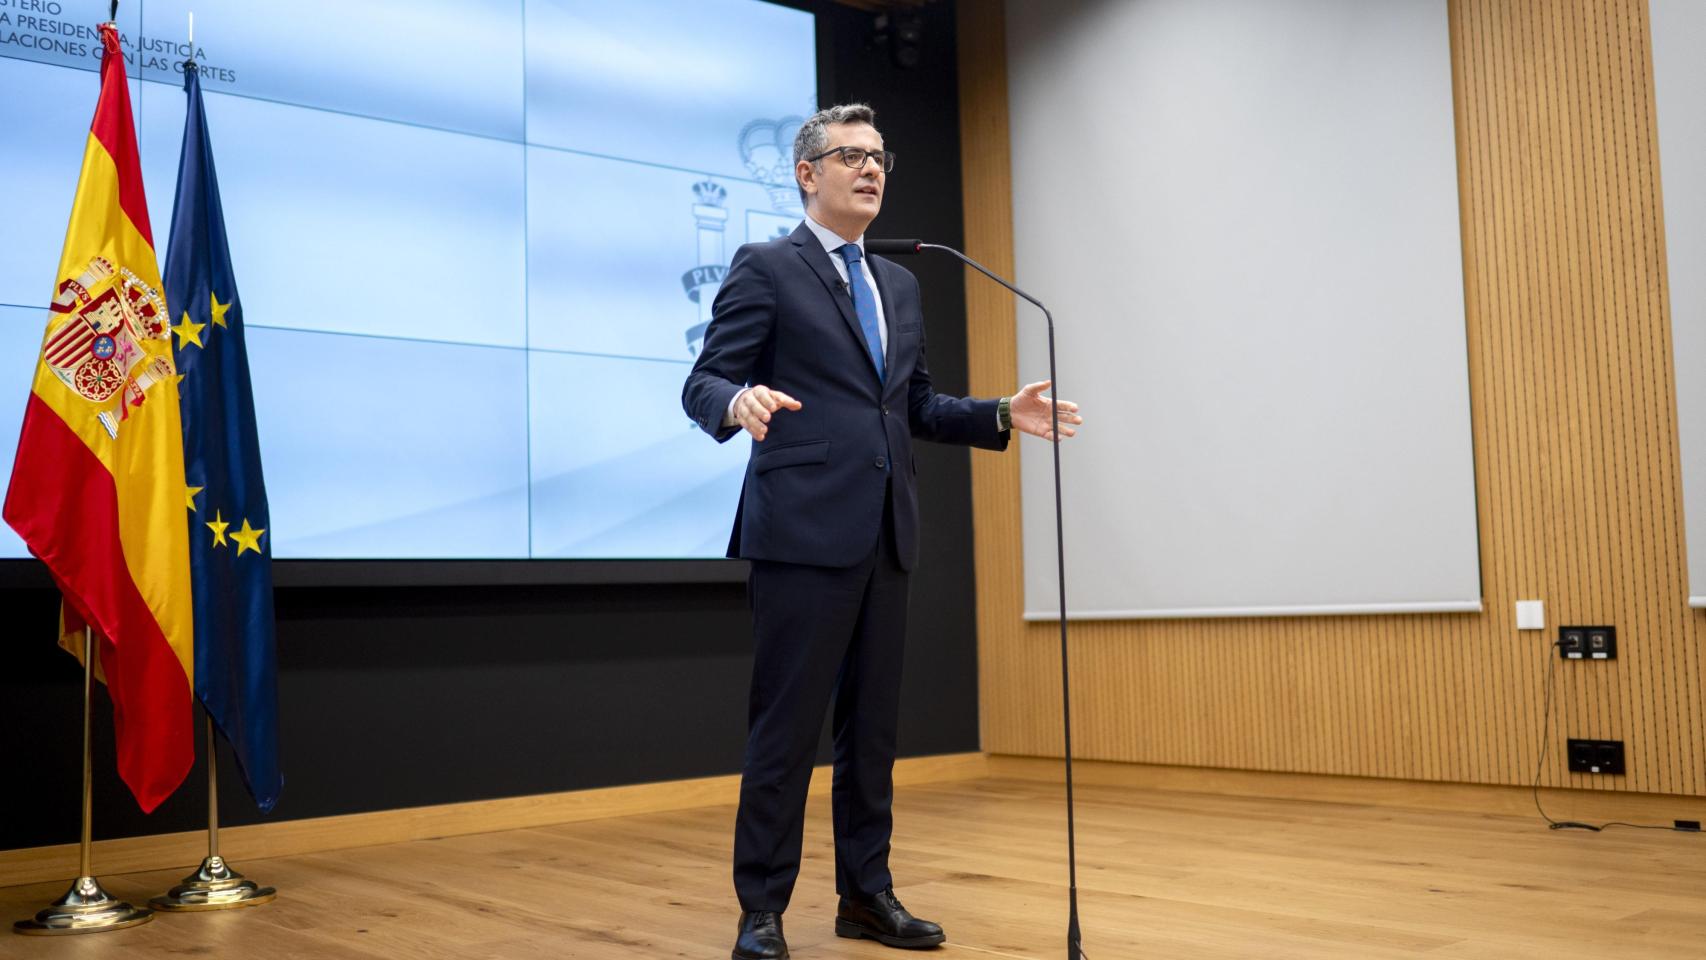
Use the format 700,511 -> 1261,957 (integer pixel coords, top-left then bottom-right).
1559,625 -> 1615,660
1566,738 -> 1626,775
1585,626 -> 1617,659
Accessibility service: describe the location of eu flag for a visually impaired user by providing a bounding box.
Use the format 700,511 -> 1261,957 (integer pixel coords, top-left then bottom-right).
164,61 -> 282,812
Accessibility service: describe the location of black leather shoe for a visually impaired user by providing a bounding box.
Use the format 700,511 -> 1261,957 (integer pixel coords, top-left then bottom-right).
835,887 -> 946,949
732,910 -> 788,960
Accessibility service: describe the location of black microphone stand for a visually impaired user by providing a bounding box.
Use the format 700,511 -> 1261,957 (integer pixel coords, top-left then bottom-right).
870,239 -> 1083,959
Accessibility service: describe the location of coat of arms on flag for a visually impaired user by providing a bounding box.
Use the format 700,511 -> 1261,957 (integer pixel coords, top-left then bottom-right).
42,255 -> 176,439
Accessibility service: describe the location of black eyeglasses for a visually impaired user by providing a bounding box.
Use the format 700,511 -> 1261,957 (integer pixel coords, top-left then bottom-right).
805,146 -> 896,173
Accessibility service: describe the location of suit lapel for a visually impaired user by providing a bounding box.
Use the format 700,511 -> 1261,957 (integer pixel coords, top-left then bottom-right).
790,223 -> 883,383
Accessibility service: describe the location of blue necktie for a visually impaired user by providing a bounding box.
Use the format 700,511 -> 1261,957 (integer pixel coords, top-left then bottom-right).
838,243 -> 885,382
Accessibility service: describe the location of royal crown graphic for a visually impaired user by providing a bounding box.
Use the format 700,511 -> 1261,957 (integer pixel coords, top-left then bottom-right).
739,116 -> 805,215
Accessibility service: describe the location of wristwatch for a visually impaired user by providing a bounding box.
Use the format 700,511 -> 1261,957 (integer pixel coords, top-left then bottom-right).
997,396 -> 1012,432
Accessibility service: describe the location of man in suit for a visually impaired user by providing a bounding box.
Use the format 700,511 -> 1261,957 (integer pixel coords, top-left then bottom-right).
682,103 -> 1081,960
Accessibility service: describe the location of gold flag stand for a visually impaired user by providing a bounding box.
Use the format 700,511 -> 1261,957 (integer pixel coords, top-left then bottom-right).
150,717 -> 275,911
14,628 -> 154,935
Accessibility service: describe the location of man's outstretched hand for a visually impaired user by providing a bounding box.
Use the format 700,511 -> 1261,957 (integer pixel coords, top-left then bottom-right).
735,385 -> 803,441
1010,380 -> 1082,441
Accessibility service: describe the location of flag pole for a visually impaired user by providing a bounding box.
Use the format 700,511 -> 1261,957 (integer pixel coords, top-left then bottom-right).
13,628 -> 154,935
150,716 -> 275,911
149,10 -> 276,913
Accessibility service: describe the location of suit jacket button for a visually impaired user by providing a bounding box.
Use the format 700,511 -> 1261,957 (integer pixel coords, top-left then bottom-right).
882,405 -> 890,415
874,456 -> 887,469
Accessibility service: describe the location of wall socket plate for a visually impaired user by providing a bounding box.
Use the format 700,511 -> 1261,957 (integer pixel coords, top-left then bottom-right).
1559,625 -> 1616,660
1566,738 -> 1626,775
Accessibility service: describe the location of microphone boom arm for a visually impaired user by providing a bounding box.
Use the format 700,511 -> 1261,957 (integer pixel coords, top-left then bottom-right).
896,239 -> 1082,960
918,243 -> 1052,323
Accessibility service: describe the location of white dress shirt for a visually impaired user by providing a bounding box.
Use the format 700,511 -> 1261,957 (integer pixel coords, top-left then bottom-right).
800,213 -> 888,354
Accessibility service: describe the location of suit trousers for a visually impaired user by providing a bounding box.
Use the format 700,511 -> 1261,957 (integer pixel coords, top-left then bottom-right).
733,482 -> 910,913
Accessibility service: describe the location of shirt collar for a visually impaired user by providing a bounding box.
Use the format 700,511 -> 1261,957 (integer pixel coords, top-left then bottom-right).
803,213 -> 864,259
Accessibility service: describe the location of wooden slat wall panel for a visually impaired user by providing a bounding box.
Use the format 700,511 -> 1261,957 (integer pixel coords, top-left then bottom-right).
959,0 -> 1705,796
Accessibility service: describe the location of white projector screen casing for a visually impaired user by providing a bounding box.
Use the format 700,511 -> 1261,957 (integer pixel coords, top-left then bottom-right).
1006,0 -> 1482,620
1650,0 -> 1706,609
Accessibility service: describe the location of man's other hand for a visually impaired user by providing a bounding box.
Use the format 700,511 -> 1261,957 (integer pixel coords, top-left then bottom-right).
736,385 -> 803,441
1011,380 -> 1082,441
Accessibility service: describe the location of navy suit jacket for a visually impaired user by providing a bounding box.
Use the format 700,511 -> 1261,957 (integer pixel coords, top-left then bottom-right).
682,222 -> 1009,571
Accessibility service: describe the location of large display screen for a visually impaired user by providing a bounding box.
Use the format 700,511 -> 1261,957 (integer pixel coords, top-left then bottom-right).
0,0 -> 816,559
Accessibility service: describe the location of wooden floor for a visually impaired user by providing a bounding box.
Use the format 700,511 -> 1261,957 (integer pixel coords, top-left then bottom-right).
3,777 -> 1704,959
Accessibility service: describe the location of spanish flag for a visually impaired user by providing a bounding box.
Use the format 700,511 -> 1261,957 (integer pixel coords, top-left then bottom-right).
2,24 -> 194,813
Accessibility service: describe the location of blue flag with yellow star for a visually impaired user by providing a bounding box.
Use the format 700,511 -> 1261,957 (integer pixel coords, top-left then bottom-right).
165,61 -> 282,812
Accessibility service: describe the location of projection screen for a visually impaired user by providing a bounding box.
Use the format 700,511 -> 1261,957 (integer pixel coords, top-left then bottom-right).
1006,0 -> 1482,620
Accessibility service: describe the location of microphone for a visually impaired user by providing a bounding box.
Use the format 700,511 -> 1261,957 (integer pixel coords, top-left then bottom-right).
883,238 -> 1084,960
866,239 -> 922,256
